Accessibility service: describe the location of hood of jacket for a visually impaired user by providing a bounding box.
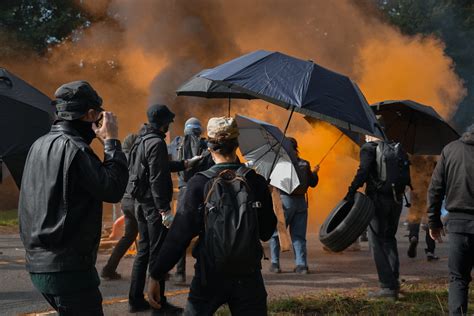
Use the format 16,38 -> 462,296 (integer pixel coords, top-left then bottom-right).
461,131 -> 474,145
139,123 -> 166,138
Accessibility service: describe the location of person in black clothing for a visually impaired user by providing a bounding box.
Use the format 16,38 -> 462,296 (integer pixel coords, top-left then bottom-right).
128,104 -> 202,314
101,133 -> 139,280
147,116 -> 277,315
269,137 -> 319,274
345,135 -> 405,300
19,81 -> 128,315
428,124 -> 474,315
169,117 -> 214,284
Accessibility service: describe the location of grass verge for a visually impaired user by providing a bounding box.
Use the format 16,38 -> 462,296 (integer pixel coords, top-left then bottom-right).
0,209 -> 18,226
217,279 -> 473,315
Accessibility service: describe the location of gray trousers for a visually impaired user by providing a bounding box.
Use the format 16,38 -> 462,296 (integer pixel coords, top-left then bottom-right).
368,194 -> 402,290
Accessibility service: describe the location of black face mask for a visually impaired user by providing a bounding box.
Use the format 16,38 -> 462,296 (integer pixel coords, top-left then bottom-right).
68,120 -> 96,145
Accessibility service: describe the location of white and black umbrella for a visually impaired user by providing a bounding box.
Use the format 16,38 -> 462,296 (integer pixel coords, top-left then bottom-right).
235,114 -> 300,194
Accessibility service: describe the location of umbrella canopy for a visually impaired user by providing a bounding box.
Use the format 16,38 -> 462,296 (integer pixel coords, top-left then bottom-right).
177,69 -> 255,99
0,68 -> 53,187
200,50 -> 382,137
235,114 -> 301,194
372,100 -> 460,155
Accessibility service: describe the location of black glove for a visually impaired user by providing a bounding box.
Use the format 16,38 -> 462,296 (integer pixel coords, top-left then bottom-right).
344,191 -> 356,203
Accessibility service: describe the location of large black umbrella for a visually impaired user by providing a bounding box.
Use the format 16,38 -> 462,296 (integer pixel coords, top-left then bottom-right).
199,50 -> 382,137
0,68 -> 53,187
371,100 -> 460,155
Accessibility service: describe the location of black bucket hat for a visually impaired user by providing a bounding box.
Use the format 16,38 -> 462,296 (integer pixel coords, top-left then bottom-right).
53,81 -> 103,120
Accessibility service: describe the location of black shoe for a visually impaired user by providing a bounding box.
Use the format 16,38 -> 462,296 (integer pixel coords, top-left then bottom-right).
269,263 -> 281,273
100,269 -> 122,280
171,273 -> 186,285
368,288 -> 398,300
152,301 -> 184,315
294,265 -> 309,274
407,237 -> 418,258
129,300 -> 151,313
360,231 -> 369,242
426,252 -> 439,261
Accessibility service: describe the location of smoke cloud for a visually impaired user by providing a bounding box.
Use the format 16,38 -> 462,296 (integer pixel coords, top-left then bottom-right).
1,0 -> 466,228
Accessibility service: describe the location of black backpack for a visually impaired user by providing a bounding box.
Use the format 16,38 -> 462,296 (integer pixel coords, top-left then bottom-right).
125,133 -> 158,201
199,166 -> 263,275
375,141 -> 411,195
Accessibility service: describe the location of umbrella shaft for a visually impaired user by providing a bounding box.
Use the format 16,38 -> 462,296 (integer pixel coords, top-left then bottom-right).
269,107 -> 295,179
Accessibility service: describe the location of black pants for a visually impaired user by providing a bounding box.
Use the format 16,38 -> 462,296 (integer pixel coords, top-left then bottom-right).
41,287 -> 103,316
184,270 -> 267,316
448,232 -> 474,315
368,194 -> 402,290
129,203 -> 167,306
102,197 -> 138,274
408,222 -> 436,254
175,187 -> 187,276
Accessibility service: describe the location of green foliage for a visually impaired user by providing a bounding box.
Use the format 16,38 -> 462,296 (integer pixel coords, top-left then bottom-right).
0,0 -> 89,54
0,209 -> 18,226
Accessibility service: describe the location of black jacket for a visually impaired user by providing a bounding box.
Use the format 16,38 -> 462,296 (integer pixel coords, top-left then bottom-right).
169,134 -> 214,188
348,141 -> 380,196
149,163 -> 277,280
280,157 -> 318,196
137,124 -> 185,210
428,131 -> 474,230
19,123 -> 128,273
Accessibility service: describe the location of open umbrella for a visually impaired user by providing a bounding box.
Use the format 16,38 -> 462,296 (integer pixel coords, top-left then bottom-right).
0,68 -> 53,187
235,114 -> 300,194
372,100 -> 460,155
200,50 -> 382,137
176,69 -> 255,116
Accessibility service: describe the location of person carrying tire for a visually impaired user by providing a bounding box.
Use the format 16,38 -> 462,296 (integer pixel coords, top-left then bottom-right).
168,117 -> 214,284
100,133 -> 139,280
269,137 -> 319,274
345,134 -> 411,300
146,117 -> 277,315
428,124 -> 474,315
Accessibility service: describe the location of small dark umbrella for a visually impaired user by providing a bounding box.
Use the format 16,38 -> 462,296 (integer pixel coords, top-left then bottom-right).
0,68 -> 53,187
371,100 -> 460,155
200,50 -> 382,137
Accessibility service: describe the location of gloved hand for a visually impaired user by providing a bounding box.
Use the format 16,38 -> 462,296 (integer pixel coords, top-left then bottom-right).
160,210 -> 174,228
344,191 -> 356,204
185,155 -> 203,169
244,160 -> 255,168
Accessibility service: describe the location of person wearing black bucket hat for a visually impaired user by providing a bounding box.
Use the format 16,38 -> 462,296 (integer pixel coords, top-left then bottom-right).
127,103 -> 202,314
19,81 -> 128,315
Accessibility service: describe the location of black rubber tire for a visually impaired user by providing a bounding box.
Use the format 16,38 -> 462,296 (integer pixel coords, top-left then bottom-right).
319,192 -> 375,252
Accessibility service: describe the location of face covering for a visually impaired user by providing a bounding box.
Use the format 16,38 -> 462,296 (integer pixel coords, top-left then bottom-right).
69,120 -> 96,144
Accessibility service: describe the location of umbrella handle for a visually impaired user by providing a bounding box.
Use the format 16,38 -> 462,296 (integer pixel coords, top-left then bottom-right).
268,106 -> 295,182
318,132 -> 344,166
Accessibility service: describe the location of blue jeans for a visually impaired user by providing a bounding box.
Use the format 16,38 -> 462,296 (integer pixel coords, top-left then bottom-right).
269,194 -> 308,267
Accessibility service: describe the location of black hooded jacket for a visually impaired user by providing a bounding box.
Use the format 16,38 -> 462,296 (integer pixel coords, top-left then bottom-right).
136,124 -> 185,210
19,122 -> 128,273
428,131 -> 474,231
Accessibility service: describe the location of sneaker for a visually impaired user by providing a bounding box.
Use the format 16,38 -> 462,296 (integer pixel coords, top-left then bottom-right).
129,300 -> 151,313
368,288 -> 398,300
151,301 -> 184,315
294,265 -> 309,274
426,252 -> 439,261
171,273 -> 186,285
269,263 -> 281,273
100,269 -> 121,280
407,236 -> 418,258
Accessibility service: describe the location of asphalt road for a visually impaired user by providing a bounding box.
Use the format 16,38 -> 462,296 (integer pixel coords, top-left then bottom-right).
0,223 -> 449,316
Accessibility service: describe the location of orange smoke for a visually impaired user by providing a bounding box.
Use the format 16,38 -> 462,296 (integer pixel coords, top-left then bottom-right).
0,1 -> 466,230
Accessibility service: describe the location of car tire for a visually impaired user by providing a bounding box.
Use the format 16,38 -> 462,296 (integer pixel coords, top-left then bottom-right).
319,192 -> 375,252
